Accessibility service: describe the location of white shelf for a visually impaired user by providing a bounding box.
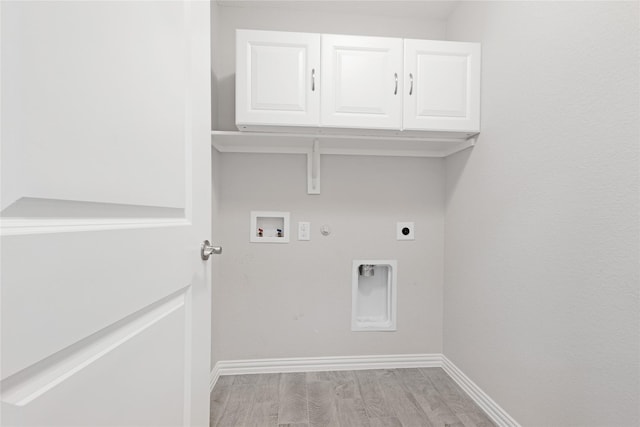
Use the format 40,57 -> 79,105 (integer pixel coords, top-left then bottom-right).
211,130 -> 477,158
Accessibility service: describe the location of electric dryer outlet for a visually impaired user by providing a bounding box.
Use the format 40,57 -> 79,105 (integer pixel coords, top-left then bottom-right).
396,222 -> 415,240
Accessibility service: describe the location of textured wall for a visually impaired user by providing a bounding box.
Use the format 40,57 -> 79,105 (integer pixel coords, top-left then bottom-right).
444,2 -> 640,426
212,154 -> 444,362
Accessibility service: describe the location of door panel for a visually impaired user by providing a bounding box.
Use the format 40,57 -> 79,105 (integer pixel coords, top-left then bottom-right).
1,296 -> 186,426
321,34 -> 403,129
252,45 -> 306,110
0,1 -> 187,209
1,1 -> 211,426
1,226 -> 192,379
417,54 -> 468,117
403,39 -> 481,132
236,30 -> 320,127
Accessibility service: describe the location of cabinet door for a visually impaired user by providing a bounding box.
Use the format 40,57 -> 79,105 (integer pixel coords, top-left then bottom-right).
321,34 -> 403,129
236,30 -> 320,127
403,39 -> 481,132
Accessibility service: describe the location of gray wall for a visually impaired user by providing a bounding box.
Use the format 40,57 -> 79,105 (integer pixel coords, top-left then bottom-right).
210,3 -> 449,364
212,153 -> 444,362
444,2 -> 640,426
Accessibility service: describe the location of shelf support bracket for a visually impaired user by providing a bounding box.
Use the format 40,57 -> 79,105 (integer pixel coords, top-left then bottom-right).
307,139 -> 321,195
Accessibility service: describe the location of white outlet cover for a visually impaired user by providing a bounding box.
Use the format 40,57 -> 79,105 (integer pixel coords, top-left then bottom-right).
397,222 -> 415,240
298,222 -> 310,241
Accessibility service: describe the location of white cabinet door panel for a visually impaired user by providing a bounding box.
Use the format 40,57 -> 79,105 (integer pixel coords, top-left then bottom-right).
322,34 -> 403,129
236,30 -> 320,127
404,39 -> 481,132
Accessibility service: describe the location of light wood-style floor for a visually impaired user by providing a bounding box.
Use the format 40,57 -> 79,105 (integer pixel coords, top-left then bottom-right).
210,368 -> 496,427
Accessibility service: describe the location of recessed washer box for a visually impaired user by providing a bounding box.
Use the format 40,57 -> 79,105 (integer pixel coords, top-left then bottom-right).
352,260 -> 397,332
250,211 -> 290,243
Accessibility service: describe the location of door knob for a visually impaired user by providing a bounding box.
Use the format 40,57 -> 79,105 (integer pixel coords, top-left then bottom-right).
201,240 -> 222,260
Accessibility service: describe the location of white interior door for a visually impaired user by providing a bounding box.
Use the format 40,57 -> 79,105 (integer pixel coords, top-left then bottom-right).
0,1 -> 212,426
403,39 -> 481,132
236,29 -> 320,128
321,34 -> 403,130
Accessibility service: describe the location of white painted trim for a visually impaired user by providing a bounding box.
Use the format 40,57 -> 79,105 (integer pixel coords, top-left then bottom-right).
209,353 -> 442,391
306,140 -> 321,194
211,130 -> 477,158
209,367 -> 220,393
442,356 -> 521,427
0,218 -> 190,236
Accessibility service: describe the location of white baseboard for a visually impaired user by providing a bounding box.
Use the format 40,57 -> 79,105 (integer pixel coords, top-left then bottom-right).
442,356 -> 520,427
209,353 -> 519,427
210,353 -> 441,389
209,366 -> 220,393
209,354 -> 442,390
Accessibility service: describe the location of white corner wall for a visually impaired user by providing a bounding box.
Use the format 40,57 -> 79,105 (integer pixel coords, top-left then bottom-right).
212,153 -> 444,362
444,2 -> 640,426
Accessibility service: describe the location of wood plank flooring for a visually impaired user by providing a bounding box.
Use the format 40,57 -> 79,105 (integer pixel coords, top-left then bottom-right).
210,368 -> 496,427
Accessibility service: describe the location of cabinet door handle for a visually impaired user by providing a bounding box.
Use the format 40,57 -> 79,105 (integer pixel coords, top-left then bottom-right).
394,73 -> 398,95
409,73 -> 414,96
312,68 -> 315,91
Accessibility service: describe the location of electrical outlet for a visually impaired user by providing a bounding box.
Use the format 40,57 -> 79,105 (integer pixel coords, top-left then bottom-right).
298,222 -> 311,241
397,222 -> 415,240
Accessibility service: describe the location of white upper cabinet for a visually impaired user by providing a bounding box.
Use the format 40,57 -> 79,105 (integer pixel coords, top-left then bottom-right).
403,39 -> 481,132
321,34 -> 403,130
234,30 -> 481,138
236,29 -> 321,128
